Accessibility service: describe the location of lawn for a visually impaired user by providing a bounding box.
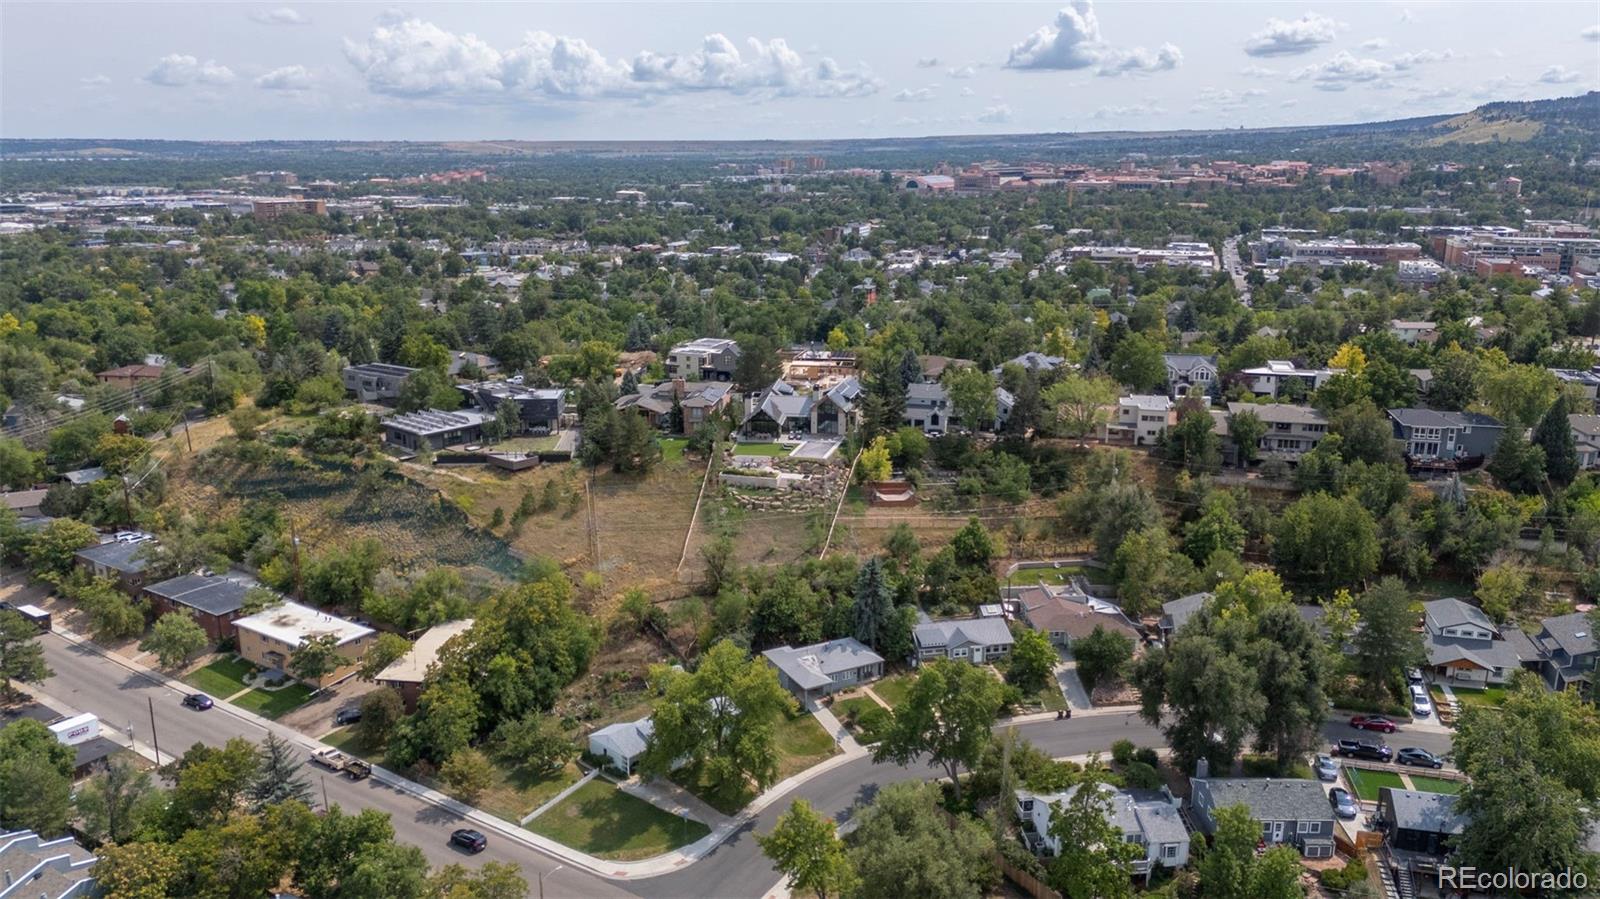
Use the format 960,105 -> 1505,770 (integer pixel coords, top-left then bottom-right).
774,711 -> 839,780
183,656 -> 257,698
659,438 -> 688,464
1011,566 -> 1090,586
830,695 -> 887,742
527,779 -> 710,861
871,673 -> 917,708
1407,775 -> 1463,795
1443,685 -> 1509,709
470,761 -> 584,823
1346,767 -> 1406,802
492,435 -> 561,453
232,683 -> 315,719
731,442 -> 790,457
321,727 -> 382,760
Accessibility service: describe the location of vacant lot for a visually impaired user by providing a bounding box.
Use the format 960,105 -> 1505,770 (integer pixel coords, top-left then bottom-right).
1347,767 -> 1406,802
527,779 -> 709,860
184,655 -> 256,698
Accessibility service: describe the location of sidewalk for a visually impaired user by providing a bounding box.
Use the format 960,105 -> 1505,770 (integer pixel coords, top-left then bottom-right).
618,776 -> 731,829
809,704 -> 862,753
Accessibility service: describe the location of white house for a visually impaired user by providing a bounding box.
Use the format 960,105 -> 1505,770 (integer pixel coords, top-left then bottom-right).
588,716 -> 655,775
1572,414 -> 1600,469
1388,320 -> 1438,344
1239,360 -> 1336,398
1104,395 -> 1174,446
1016,785 -> 1191,878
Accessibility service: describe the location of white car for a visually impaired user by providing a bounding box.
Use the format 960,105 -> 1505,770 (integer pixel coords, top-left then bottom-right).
1410,684 -> 1433,718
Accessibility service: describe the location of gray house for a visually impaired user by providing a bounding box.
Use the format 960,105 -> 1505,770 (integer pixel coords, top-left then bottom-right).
1387,408 -> 1504,462
904,382 -> 953,434
1158,592 -> 1213,640
1532,612 -> 1597,698
1163,353 -> 1217,399
380,408 -> 491,451
1188,775 -> 1336,858
762,637 -> 885,704
342,363 -> 417,403
459,381 -> 567,433
1220,402 -> 1329,466
666,338 -> 740,382
1421,598 -> 1530,687
74,539 -> 153,595
913,614 -> 1014,665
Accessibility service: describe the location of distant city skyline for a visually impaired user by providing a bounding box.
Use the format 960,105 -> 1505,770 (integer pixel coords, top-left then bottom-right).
2,1 -> 1597,141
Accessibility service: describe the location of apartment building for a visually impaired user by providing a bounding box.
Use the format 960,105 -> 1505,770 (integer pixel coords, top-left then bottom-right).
233,601 -> 376,688
666,338 -> 741,382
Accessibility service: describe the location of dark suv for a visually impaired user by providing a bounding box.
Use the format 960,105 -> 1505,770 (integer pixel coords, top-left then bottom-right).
1335,739 -> 1392,762
450,829 -> 487,853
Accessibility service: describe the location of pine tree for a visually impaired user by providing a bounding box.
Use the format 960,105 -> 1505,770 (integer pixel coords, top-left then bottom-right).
1532,392 -> 1577,486
247,733 -> 312,811
852,557 -> 895,649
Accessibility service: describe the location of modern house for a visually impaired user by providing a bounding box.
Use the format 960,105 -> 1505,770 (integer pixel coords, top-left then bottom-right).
446,351 -> 501,378
73,539 -> 153,595
1016,785 -> 1190,877
1013,586 -> 1140,648
1531,612 -> 1597,698
615,380 -> 733,434
341,363 -> 417,403
1238,360 -> 1336,398
458,381 -> 567,432
379,408 -> 491,451
1220,402 -> 1330,465
666,338 -> 740,382
0,830 -> 98,899
1375,788 -> 1466,892
1162,353 -> 1217,399
588,715 -> 654,775
1387,408 -> 1504,462
1420,598 -> 1530,687
1571,414 -> 1600,469
741,378 -> 863,437
913,613 -> 1014,665
1158,592 -> 1213,640
374,619 -> 475,711
142,573 -> 257,642
233,601 -> 377,688
1103,395 -> 1174,446
762,637 -> 885,704
1188,774 -> 1336,859
904,382 -> 954,434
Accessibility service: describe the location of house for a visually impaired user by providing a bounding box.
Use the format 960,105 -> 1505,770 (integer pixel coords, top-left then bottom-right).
1013,586 -> 1140,648
459,381 -> 567,432
232,601 -> 377,688
904,382 -> 953,433
446,351 -> 500,378
379,408 -> 491,451
1158,592 -> 1213,640
341,363 -> 417,403
1,489 -> 46,517
993,386 -> 1016,432
73,538 -> 153,595
994,352 -> 1066,376
1532,612 -> 1597,698
1016,785 -> 1190,877
142,573 -> 258,642
1388,320 -> 1439,344
1571,414 -> 1600,468
919,355 -> 975,382
666,338 -> 740,382
1221,402 -> 1329,465
95,363 -> 170,391
1375,788 -> 1466,892
1104,395 -> 1174,446
615,380 -> 733,434
57,467 -> 106,487
741,378 -> 862,437
375,619 -> 475,711
1387,408 -> 1504,462
588,715 -> 654,775
762,637 -> 885,704
913,614 -> 1014,665
1188,774 -> 1336,858
1551,369 -> 1600,409
1238,360 -> 1336,398
1420,598 -> 1529,687
1162,353 -> 1217,399
0,830 -> 98,899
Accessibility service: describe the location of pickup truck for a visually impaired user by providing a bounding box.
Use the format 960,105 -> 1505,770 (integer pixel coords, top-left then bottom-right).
311,748 -> 353,772
1335,739 -> 1393,762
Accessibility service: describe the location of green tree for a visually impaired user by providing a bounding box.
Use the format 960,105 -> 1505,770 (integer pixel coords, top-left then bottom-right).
1429,343 -> 1480,411
0,609 -> 51,701
490,713 -> 576,776
395,366 -> 462,413
1074,624 -> 1134,693
1196,804 -> 1261,899
844,781 -> 996,899
872,660 -> 1004,805
1164,406 -> 1220,473
1479,362 -> 1557,430
1225,409 -> 1266,466
1042,373 -> 1118,443
24,518 -> 99,582
440,748 -> 495,803
1475,562 -> 1531,623
1112,525 -> 1194,616
356,687 -> 406,749
757,799 -> 859,899
248,732 -> 313,811
1350,577 -> 1424,702
1108,333 -> 1166,393
1133,634 -> 1263,777
734,335 -> 784,394
139,611 -> 208,669
943,365 -> 997,432
1248,604 -> 1329,772
0,437 -> 44,489
1486,427 -> 1546,494
289,632 -> 342,683
95,841 -> 183,899
1006,628 -> 1057,695
73,575 -> 147,642
166,737 -> 262,827
1533,391 -> 1578,486
852,557 -> 895,650
1272,492 -> 1379,587
1046,784 -> 1143,899
426,861 -> 527,899
949,517 -> 996,568
75,757 -> 155,846
1183,493 -> 1247,564
298,806 -> 430,899
359,632 -> 413,680
0,719 -> 74,835
857,436 -> 892,482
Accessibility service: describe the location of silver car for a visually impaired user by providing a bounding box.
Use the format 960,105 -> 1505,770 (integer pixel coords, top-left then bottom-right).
1314,754 -> 1339,782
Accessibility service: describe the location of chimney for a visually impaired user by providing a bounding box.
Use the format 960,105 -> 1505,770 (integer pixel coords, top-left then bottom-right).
1195,758 -> 1209,779
672,378 -> 686,398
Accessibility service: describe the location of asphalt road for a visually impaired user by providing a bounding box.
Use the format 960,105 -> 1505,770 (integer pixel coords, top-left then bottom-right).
33,632 -> 1454,898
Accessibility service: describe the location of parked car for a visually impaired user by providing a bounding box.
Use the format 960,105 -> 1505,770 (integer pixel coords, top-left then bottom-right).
1410,686 -> 1433,718
1349,715 -> 1398,733
182,693 -> 213,711
1396,747 -> 1444,769
1406,667 -> 1425,685
334,706 -> 362,726
1314,754 -> 1339,782
1335,739 -> 1393,762
450,829 -> 487,853
1329,787 -> 1359,820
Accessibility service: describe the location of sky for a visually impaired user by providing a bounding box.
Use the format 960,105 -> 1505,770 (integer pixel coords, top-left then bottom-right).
2,1 -> 1597,141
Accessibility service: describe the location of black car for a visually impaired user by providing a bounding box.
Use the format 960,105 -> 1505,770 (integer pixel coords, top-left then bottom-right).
334,706 -> 362,726
182,693 -> 214,711
1335,738 -> 1392,762
450,828 -> 487,853
1396,747 -> 1443,769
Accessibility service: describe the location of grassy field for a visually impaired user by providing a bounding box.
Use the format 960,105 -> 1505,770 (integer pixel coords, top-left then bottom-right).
471,761 -> 584,823
233,684 -> 315,718
871,673 -> 916,708
774,711 -> 840,780
183,656 -> 256,697
659,438 -> 688,464
527,779 -> 709,860
730,442 -> 790,457
1407,775 -> 1463,795
1347,767 -> 1406,802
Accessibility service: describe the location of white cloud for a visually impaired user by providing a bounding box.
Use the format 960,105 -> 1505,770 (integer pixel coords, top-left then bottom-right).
893,87 -> 935,102
251,7 -> 309,26
1359,38 -> 1389,51
1093,102 -> 1161,119
1291,51 -> 1394,91
1583,25 -> 1600,41
256,65 -> 313,91
1391,49 -> 1454,70
958,86 -> 975,97
80,74 -> 111,88
977,103 -> 1012,123
1005,1 -> 1181,75
1195,86 -> 1268,108
915,56 -> 940,67
1279,98 -> 1299,108
1244,13 -> 1341,57
1239,65 -> 1277,78
145,54 -> 235,87
1399,8 -> 1417,23
947,64 -> 977,79
343,17 -> 880,101
1538,65 -> 1582,84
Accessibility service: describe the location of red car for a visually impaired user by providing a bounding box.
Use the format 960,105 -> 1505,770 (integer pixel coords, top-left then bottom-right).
1349,715 -> 1397,733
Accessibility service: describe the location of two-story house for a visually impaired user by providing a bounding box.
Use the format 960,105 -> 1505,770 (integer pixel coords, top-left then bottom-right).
1162,353 -> 1217,399
741,378 -> 863,437
1387,408 -> 1504,462
341,363 -> 417,403
1220,402 -> 1329,465
666,338 -> 741,382
762,637 -> 886,705
1238,360 -> 1336,398
1188,774 -> 1336,859
1388,320 -> 1439,345
74,538 -> 153,595
1420,598 -> 1536,687
1571,414 -> 1600,469
912,613 -> 1014,665
904,382 -> 953,434
1103,395 -> 1174,446
458,381 -> 568,433
615,380 -> 734,434
1532,612 -> 1597,698
1016,785 -> 1190,879
1376,787 -> 1465,892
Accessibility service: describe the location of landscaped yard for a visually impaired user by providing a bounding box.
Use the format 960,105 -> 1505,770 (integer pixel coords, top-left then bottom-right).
871,673 -> 916,707
527,779 -> 709,861
1407,775 -> 1463,795
1346,767 -> 1407,802
1441,685 -> 1509,709
232,683 -> 315,719
183,655 -> 256,698
492,435 -> 561,453
830,695 -> 887,742
774,711 -> 839,780
731,442 -> 790,457
1011,565 -> 1090,586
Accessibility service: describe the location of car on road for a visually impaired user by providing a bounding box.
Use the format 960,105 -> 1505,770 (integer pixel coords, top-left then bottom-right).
334,706 -> 362,726
1314,754 -> 1339,782
182,693 -> 213,711
1349,715 -> 1398,733
1396,747 -> 1444,769
450,828 -> 487,853
1328,787 -> 1359,820
1335,739 -> 1393,762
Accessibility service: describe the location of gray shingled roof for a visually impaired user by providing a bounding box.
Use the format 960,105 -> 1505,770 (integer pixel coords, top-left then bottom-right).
1423,598 -> 1496,635
1387,408 -> 1503,430
590,716 -> 654,759
75,540 -> 151,574
1385,788 -> 1466,835
1539,612 -> 1597,658
914,615 -> 1014,650
144,574 -> 253,617
763,638 -> 884,691
1161,592 -> 1213,632
1197,778 -> 1332,823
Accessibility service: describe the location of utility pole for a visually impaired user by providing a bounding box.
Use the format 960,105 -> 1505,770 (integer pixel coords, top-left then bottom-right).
147,697 -> 162,767
289,516 -> 303,599
538,864 -> 565,899
120,476 -> 134,526
183,414 -> 194,453
321,775 -> 330,812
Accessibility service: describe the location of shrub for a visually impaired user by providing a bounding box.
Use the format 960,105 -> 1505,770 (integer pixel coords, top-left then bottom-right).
1135,747 -> 1160,769
855,706 -> 892,744
1123,761 -> 1162,789
1111,739 -> 1137,767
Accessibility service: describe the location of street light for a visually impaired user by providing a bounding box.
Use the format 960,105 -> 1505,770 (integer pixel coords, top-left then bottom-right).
538,864 -> 565,899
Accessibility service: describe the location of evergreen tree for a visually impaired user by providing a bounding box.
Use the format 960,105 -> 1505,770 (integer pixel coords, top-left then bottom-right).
247,733 -> 313,811
1532,392 -> 1577,486
851,557 -> 895,650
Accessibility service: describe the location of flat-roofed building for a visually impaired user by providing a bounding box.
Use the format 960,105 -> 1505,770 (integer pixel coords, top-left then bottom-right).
233,601 -> 376,688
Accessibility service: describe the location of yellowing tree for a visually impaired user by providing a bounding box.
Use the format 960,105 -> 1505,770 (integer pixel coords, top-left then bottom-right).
858,437 -> 892,483
1328,343 -> 1367,376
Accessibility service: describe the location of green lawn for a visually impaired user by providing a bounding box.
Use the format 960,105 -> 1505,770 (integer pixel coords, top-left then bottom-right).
183,656 -> 257,698
470,761 -> 583,823
321,726 -> 382,759
1347,767 -> 1406,802
1407,775 -> 1464,795
1444,685 -> 1509,709
527,779 -> 710,861
731,442 -> 789,457
830,696 -> 890,744
871,673 -> 916,708
492,435 -> 561,453
659,438 -> 688,464
775,711 -> 839,780
671,765 -> 753,817
1011,566 -> 1090,586
232,683 -> 315,718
